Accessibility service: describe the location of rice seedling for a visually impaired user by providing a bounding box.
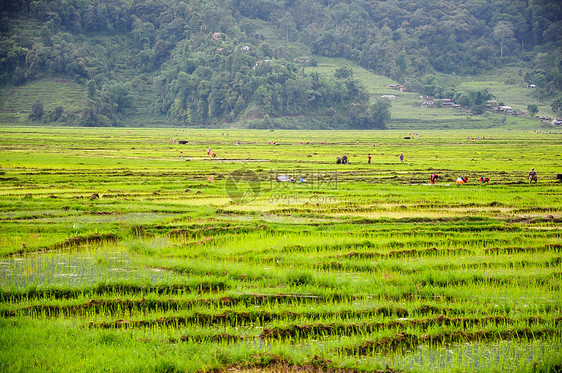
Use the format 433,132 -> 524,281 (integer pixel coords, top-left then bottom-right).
0,127 -> 560,372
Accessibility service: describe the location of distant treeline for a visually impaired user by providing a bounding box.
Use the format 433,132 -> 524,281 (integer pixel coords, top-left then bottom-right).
1,0 -> 560,126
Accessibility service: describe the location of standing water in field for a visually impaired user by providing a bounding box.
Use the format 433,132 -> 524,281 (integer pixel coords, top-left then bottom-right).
373,339 -> 561,372
0,247 -> 183,289
0,250 -> 130,289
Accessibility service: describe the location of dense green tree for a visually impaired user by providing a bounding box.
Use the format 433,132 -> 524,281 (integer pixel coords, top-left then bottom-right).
369,99 -> 391,129
552,97 -> 562,115
87,80 -> 97,100
334,66 -> 353,80
79,99 -> 112,127
468,89 -> 494,114
43,105 -> 64,123
29,100 -> 44,121
104,82 -> 133,113
454,92 -> 471,107
527,104 -> 539,117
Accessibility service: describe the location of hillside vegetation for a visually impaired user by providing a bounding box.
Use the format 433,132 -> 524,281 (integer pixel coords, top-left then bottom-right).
0,0 -> 561,128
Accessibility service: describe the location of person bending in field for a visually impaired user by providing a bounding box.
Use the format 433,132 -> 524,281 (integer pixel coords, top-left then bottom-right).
480,176 -> 490,183
456,177 -> 468,184
368,154 -> 372,164
342,154 -> 348,164
528,167 -> 537,183
430,173 -> 439,184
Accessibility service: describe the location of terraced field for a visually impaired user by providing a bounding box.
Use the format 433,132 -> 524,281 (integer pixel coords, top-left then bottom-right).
0,127 -> 561,372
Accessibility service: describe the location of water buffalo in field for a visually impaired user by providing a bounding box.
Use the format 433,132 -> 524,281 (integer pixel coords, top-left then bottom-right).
178,140 -> 188,144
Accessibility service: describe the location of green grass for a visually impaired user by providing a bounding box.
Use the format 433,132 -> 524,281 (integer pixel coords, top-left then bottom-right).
0,79 -> 87,124
305,57 -> 549,129
441,66 -> 553,117
0,127 -> 561,372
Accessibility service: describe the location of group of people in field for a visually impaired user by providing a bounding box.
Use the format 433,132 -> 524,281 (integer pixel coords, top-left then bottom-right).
363,148 -> 538,185
202,139 -> 540,185
336,154 -> 348,164
429,169 -> 537,185
337,151 -> 539,185
206,148 -> 216,158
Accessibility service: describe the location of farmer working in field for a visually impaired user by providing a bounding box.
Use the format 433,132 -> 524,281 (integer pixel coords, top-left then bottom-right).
430,173 -> 439,184
528,167 -> 538,183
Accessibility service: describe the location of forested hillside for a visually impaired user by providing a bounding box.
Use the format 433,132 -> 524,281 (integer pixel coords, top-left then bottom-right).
1,0 -> 561,128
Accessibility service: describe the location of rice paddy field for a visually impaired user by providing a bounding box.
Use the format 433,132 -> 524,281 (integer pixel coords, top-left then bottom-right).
0,126 -> 561,372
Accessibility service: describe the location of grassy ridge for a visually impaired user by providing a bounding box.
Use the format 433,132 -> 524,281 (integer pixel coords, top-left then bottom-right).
0,57 -> 551,129
307,58 -> 547,128
0,79 -> 87,124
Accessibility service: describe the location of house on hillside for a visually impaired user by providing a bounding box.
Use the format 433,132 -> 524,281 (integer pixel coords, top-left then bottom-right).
553,118 -> 562,126
253,59 -> 271,69
211,32 -> 222,41
422,100 -> 434,107
385,84 -> 406,91
441,98 -> 453,107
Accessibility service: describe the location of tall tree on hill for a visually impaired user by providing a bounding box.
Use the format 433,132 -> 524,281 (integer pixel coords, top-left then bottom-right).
493,21 -> 514,59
